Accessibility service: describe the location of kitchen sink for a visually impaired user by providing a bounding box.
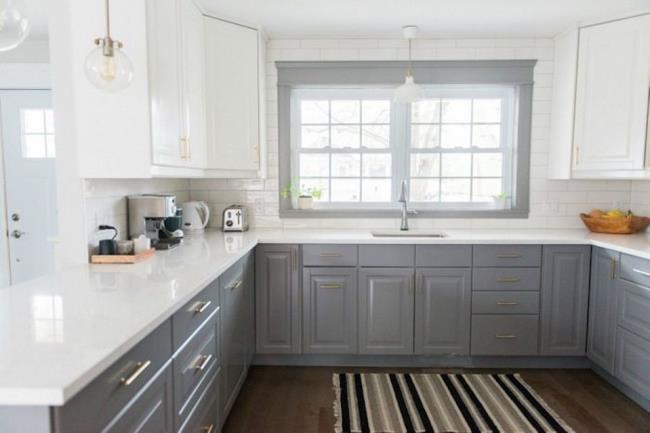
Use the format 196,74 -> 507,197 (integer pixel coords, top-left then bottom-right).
371,231 -> 447,238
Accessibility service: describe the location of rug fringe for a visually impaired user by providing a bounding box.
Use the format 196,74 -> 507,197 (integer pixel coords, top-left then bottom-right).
332,373 -> 343,433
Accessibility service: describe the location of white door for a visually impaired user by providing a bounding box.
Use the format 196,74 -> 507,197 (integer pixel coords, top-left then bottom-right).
0,90 -> 57,285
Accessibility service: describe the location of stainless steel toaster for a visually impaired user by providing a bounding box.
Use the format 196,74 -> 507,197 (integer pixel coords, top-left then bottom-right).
222,205 -> 249,232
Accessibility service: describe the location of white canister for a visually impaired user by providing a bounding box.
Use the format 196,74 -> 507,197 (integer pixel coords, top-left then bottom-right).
133,235 -> 151,254
297,196 -> 313,210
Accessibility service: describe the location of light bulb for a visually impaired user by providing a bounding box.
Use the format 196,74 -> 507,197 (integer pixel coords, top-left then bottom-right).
84,40 -> 134,92
0,0 -> 31,52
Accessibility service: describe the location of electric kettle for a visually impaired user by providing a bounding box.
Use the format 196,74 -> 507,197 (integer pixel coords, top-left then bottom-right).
182,201 -> 210,232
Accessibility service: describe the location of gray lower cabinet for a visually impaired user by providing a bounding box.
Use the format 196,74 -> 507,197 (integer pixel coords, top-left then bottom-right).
255,244 -> 301,354
359,268 -> 414,355
587,247 -> 619,372
540,245 -> 591,356
303,267 -> 357,354
415,268 -> 471,355
615,327 -> 650,398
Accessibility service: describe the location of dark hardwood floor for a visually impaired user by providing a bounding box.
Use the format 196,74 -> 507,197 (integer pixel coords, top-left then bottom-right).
222,366 -> 650,433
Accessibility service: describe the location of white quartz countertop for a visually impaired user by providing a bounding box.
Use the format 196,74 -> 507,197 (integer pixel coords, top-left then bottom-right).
2,228 -> 650,406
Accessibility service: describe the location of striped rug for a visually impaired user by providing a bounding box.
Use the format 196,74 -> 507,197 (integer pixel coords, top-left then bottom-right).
333,373 -> 575,433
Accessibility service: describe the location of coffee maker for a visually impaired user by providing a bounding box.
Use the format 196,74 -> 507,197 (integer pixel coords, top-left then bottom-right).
127,194 -> 182,249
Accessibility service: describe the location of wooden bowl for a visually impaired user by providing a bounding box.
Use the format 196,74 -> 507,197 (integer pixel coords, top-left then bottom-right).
580,214 -> 650,234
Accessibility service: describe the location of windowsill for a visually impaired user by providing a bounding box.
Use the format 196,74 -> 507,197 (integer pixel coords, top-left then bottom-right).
279,208 -> 529,219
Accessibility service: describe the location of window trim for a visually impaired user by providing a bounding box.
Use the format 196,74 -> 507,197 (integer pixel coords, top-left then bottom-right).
278,60 -> 535,219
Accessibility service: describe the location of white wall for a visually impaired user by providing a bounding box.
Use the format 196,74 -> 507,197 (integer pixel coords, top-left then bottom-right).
190,37 -> 645,230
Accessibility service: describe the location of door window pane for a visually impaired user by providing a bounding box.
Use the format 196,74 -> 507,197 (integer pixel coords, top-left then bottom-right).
331,179 -> 360,202
331,153 -> 360,177
23,109 -> 45,133
362,179 -> 391,202
23,135 -> 46,158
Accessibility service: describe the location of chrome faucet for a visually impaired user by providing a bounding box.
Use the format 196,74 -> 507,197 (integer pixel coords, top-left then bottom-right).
398,180 -> 417,231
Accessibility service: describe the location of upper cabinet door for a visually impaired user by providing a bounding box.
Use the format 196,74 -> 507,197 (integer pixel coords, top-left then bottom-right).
204,17 -> 261,172
146,0 -> 184,167
179,0 -> 207,169
573,14 -> 650,171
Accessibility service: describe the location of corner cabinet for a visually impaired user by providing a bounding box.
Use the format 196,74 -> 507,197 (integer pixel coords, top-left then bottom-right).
540,245 -> 591,356
549,13 -> 650,179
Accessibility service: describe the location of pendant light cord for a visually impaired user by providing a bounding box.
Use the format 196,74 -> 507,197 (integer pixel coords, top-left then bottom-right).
105,0 -> 111,38
407,38 -> 413,78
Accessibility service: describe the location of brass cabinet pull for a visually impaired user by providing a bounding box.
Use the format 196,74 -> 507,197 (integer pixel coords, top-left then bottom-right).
610,258 -> 616,279
496,253 -> 522,258
192,301 -> 212,314
496,301 -> 519,306
194,354 -> 213,371
319,252 -> 343,257
120,360 -> 152,386
497,277 -> 520,283
632,268 -> 650,277
495,334 -> 517,339
320,283 -> 343,289
202,425 -> 215,433
179,137 -> 188,160
229,280 -> 243,290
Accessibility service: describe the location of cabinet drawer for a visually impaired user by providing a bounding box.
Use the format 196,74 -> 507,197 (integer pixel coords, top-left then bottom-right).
302,244 -> 358,267
173,279 -> 220,350
473,245 -> 541,267
471,315 -> 539,356
173,310 -> 219,429
359,245 -> 414,267
53,320 -> 173,433
615,327 -> 650,399
617,278 -> 650,341
472,268 -> 541,291
620,254 -> 650,288
178,369 -> 220,433
415,245 -> 472,267
472,291 -> 539,315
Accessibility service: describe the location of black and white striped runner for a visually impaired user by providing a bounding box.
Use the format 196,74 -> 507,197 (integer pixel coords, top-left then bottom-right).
333,373 -> 575,433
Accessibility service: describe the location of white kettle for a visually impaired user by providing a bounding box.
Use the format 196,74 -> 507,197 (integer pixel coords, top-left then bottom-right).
182,201 -> 210,232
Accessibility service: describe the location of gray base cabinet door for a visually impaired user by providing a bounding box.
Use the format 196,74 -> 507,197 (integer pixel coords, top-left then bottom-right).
256,244 -> 301,354
540,245 -> 591,356
359,268 -> 414,355
303,268 -> 357,354
415,268 -> 471,355
615,327 -> 650,398
587,247 -> 619,372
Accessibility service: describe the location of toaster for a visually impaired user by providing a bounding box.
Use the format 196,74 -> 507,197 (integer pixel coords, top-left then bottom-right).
222,205 -> 249,232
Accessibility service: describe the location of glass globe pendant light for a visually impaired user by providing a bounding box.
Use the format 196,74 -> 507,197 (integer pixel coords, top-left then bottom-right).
0,0 -> 31,52
394,25 -> 425,103
84,0 -> 134,92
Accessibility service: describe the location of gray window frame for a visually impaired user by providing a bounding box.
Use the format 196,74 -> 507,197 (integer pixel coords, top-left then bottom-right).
277,60 -> 536,219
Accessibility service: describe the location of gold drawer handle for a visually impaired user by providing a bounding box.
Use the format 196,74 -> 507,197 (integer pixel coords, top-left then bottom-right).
194,354 -> 213,371
497,277 -> 520,283
320,283 -> 343,289
497,253 -> 522,258
202,425 -> 215,433
495,334 -> 518,339
120,360 -> 152,386
319,252 -> 343,257
496,301 -> 519,306
229,280 -> 243,290
192,301 -> 212,314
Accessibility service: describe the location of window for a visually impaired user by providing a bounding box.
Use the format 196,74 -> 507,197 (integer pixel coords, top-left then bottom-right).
278,61 -> 535,218
20,109 -> 56,159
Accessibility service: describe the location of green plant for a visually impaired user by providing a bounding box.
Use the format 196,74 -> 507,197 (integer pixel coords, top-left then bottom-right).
281,179 -> 323,200
492,192 -> 510,199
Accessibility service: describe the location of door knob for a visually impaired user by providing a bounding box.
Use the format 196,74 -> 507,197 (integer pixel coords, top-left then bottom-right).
10,213 -> 19,222
11,230 -> 26,239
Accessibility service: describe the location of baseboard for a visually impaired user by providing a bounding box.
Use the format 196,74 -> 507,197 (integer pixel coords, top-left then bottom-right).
590,362 -> 650,412
252,354 -> 590,369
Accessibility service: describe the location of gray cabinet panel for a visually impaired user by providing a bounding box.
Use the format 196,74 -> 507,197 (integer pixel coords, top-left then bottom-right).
359,245 -> 415,267
619,253 -> 650,288
244,251 -> 255,368
540,245 -> 591,356
617,277 -> 650,341
178,370 -> 219,433
302,244 -> 358,267
472,291 -> 539,315
473,245 -> 542,267
359,268 -> 414,354
471,315 -> 539,356
255,244 -> 301,354
472,268 -> 541,291
415,245 -> 472,267
172,279 -> 219,351
101,365 -> 174,433
415,268 -> 471,355
587,247 -> 619,373
303,268 -> 358,354
615,327 -> 650,399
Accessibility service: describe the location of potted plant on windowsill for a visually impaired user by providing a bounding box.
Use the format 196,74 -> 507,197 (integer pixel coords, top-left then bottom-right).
281,180 -> 323,210
492,193 -> 510,210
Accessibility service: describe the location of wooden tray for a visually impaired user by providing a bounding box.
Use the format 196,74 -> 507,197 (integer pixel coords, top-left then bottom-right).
580,213 -> 650,234
91,248 -> 155,264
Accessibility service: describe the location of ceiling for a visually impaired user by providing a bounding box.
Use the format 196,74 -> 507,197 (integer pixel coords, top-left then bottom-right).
200,0 -> 650,38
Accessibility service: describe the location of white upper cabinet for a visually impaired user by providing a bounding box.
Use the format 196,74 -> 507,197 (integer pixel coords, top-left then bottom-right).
204,17 -> 264,175
549,13 -> 650,179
